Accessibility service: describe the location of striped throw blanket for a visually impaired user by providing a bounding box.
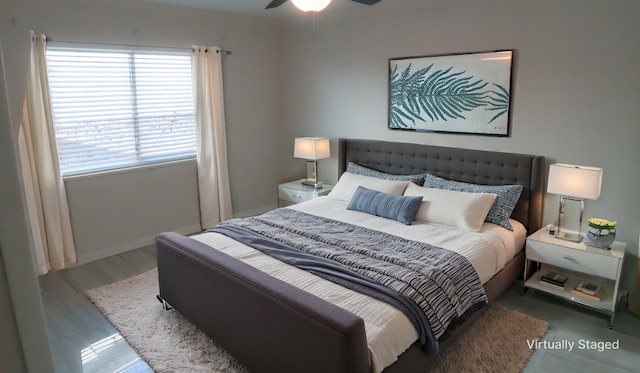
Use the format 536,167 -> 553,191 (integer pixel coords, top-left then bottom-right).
214,208 -> 487,354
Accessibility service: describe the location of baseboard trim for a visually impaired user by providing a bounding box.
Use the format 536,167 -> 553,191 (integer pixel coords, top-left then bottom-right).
76,224 -> 202,265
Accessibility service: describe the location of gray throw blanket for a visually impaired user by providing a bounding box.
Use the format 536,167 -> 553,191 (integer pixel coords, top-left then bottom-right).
209,208 -> 487,356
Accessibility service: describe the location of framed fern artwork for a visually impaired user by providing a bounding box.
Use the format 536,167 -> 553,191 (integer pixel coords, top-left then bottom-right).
389,50 -> 513,136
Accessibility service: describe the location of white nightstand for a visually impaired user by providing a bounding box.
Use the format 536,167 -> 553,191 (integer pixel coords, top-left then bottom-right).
278,180 -> 334,207
524,228 -> 626,328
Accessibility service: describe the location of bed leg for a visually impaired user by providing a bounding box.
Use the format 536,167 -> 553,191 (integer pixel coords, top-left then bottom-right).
155,294 -> 173,311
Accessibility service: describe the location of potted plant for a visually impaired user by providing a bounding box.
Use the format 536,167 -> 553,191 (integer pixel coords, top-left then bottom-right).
586,218 -> 617,249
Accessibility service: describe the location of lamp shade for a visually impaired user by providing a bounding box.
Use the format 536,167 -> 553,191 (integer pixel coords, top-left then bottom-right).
291,0 -> 332,12
294,137 -> 330,160
547,163 -> 603,200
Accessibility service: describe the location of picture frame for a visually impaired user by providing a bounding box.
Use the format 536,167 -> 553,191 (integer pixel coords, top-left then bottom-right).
388,50 -> 514,136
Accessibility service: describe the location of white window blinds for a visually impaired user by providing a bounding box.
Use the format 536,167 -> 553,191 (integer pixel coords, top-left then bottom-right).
46,44 -> 196,176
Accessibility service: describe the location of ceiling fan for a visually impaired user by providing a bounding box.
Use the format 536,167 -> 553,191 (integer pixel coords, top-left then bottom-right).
266,0 -> 382,11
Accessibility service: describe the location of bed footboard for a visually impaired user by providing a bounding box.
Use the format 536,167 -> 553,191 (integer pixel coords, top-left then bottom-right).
156,232 -> 370,373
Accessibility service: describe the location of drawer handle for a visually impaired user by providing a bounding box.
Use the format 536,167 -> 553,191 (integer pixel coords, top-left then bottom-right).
563,255 -> 575,261
293,195 -> 302,199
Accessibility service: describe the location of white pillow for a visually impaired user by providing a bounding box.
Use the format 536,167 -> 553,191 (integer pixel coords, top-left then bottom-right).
328,172 -> 410,202
403,183 -> 497,232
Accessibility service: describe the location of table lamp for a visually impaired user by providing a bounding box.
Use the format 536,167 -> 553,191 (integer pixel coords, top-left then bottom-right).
547,163 -> 603,242
294,137 -> 330,189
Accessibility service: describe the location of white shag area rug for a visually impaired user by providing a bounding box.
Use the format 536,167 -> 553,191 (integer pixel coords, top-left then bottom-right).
85,268 -> 549,373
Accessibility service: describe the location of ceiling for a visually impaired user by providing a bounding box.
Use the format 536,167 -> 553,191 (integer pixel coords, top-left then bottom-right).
124,0 -> 440,19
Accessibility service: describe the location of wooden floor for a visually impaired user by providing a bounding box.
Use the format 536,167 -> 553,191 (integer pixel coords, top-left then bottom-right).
39,245 -> 640,373
39,246 -> 157,373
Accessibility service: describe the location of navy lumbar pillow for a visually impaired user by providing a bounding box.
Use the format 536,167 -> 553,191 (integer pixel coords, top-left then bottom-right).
347,186 -> 423,225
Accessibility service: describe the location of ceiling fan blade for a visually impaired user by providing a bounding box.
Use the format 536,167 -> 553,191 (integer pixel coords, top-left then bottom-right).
350,0 -> 382,5
266,0 -> 289,9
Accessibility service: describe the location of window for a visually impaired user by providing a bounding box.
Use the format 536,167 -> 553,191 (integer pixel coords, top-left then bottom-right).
46,44 -> 196,176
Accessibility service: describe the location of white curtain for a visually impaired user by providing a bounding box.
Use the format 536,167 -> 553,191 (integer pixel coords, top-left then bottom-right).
191,46 -> 233,228
18,31 -> 76,275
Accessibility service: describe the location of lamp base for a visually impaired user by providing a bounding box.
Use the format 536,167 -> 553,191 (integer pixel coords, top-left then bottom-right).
301,180 -> 324,189
555,196 -> 585,243
555,231 -> 583,242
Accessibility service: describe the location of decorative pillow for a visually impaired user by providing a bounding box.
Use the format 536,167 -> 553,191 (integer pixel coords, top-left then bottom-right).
347,162 -> 426,186
347,186 -> 423,225
423,174 -> 523,231
327,172 -> 410,202
403,183 -> 497,232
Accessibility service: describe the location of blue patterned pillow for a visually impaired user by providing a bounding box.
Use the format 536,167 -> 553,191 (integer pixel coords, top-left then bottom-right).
423,174 -> 523,231
347,186 -> 423,225
347,162 -> 426,186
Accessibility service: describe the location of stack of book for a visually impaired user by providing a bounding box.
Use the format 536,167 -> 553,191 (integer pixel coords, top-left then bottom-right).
572,281 -> 603,301
539,271 -> 569,290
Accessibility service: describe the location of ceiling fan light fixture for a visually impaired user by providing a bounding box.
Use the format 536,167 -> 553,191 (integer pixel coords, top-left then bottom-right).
291,0 -> 333,12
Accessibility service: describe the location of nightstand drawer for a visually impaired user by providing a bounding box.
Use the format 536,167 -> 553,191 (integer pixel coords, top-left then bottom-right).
278,187 -> 316,204
278,181 -> 333,206
527,241 -> 619,279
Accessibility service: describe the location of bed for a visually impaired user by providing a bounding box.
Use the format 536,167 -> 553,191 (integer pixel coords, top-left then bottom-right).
156,138 -> 544,373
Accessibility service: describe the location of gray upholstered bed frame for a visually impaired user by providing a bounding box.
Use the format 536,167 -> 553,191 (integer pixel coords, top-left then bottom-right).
156,138 -> 545,373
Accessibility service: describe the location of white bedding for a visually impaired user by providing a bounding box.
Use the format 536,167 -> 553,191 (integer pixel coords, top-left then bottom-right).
291,197 -> 526,283
191,196 -> 525,373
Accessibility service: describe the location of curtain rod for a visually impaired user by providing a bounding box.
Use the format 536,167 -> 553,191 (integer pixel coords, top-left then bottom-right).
43,36 -> 232,55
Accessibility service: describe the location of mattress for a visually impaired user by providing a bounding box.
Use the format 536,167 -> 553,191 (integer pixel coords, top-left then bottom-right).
191,196 -> 526,372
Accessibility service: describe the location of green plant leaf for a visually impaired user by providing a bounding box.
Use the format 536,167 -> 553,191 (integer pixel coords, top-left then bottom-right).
389,64 -> 510,128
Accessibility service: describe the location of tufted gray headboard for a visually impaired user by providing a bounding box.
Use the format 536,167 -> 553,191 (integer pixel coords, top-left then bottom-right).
338,138 -> 545,233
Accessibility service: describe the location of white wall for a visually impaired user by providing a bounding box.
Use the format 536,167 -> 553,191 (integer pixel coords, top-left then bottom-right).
0,43 -> 55,372
281,0 -> 640,289
65,161 -> 201,264
1,0 -> 284,261
0,251 -> 27,373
